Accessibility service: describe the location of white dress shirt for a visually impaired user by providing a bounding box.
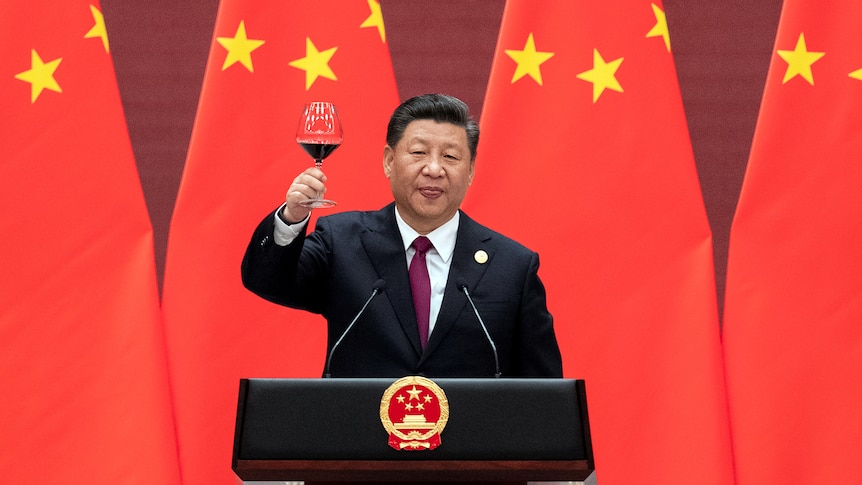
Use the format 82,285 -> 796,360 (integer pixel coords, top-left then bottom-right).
393,207 -> 459,334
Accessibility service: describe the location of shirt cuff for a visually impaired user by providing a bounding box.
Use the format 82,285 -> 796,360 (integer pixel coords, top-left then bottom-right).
273,203 -> 309,246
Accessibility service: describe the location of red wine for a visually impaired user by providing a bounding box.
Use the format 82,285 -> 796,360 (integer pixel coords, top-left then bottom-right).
300,142 -> 340,161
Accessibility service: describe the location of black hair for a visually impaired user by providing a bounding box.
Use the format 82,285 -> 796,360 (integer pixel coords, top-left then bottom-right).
386,94 -> 480,160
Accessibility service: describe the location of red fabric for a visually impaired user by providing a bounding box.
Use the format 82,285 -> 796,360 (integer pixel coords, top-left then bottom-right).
160,1 -> 399,483
409,236 -> 433,349
723,2 -> 862,483
462,1 -> 734,483
0,3 -> 180,484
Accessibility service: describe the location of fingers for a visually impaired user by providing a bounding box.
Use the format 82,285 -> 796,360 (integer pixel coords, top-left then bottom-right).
283,167 -> 327,222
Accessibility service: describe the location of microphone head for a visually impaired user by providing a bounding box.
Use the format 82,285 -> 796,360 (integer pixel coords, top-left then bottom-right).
455,277 -> 468,291
373,279 -> 386,291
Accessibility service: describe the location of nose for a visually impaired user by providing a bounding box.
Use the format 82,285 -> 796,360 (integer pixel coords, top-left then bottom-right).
424,154 -> 445,177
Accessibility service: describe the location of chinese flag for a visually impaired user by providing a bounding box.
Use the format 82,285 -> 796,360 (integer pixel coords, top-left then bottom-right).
160,1 -> 399,483
0,3 -> 180,484
723,2 -> 862,483
463,2 -> 733,484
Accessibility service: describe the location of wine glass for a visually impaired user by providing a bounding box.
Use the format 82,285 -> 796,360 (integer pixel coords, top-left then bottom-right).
295,101 -> 343,208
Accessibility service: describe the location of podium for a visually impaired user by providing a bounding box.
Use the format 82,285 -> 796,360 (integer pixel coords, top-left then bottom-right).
233,378 -> 595,484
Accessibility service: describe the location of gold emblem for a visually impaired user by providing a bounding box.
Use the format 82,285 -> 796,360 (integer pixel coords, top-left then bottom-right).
380,376 -> 449,451
474,250 -> 489,264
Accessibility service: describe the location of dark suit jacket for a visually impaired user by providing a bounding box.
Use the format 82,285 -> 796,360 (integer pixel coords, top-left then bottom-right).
241,203 -> 562,378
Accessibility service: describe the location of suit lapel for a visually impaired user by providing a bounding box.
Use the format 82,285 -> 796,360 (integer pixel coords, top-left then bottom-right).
422,212 -> 493,360
361,204 -> 424,356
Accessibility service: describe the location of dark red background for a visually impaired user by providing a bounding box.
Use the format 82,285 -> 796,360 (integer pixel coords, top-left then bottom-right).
102,0 -> 783,315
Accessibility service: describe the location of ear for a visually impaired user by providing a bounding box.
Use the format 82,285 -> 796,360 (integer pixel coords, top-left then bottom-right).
383,145 -> 394,178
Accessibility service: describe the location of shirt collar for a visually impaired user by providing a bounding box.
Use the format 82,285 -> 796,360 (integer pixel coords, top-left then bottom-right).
394,207 -> 459,263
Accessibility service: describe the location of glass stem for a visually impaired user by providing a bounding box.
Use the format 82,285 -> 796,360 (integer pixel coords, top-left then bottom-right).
313,159 -> 323,200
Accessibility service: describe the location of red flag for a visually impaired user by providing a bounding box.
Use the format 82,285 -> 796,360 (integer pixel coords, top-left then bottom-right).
160,1 -> 399,483
463,2 -> 733,483
723,2 -> 862,483
0,3 -> 180,484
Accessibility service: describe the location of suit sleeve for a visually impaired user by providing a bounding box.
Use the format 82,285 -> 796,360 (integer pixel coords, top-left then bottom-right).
240,209 -> 305,303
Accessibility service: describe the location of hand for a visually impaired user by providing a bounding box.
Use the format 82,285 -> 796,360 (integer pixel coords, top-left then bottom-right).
283,167 -> 328,222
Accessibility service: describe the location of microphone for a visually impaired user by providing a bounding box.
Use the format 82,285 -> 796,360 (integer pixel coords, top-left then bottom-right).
324,279 -> 386,378
456,278 -> 501,378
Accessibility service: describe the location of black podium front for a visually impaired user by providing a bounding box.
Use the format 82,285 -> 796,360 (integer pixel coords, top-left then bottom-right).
233,378 -> 595,483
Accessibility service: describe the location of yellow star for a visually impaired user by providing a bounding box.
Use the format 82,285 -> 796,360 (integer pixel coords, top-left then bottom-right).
849,68 -> 862,81
577,49 -> 624,103
646,3 -> 671,52
289,37 -> 338,90
406,386 -> 422,401
15,49 -> 63,103
777,33 -> 824,85
84,5 -> 109,53
216,21 -> 265,72
360,0 -> 386,43
505,33 -> 554,85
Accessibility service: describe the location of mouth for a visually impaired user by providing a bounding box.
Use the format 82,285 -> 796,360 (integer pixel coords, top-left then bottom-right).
418,187 -> 443,199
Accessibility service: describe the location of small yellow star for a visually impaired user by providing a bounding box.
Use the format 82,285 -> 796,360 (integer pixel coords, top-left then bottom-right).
360,0 -> 386,43
216,21 -> 265,72
15,49 -> 63,103
505,33 -> 554,85
646,3 -> 671,52
777,33 -> 824,85
84,5 -> 109,53
289,37 -> 338,90
576,49 -> 624,103
849,68 -> 862,81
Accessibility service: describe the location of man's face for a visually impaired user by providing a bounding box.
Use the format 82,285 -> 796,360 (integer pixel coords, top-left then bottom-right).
383,119 -> 475,234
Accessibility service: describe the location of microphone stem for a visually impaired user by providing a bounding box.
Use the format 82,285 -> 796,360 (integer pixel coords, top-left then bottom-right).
324,287 -> 380,378
463,287 -> 501,378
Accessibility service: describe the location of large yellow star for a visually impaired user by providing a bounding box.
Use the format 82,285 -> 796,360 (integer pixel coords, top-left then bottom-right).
505,33 -> 554,85
777,33 -> 824,85
577,49 -> 624,103
15,49 -> 63,103
289,37 -> 338,90
406,386 -> 422,401
360,0 -> 386,43
216,21 -> 265,72
646,3 -> 671,52
84,5 -> 109,53
850,68 -> 862,81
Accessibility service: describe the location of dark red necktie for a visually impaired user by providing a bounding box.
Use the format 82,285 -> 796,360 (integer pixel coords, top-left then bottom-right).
409,236 -> 433,349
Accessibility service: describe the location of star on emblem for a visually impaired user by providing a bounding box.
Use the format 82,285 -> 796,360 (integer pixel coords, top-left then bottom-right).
406,385 -> 422,401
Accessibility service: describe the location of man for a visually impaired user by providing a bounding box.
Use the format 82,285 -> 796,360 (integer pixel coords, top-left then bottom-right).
242,94 -> 562,378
